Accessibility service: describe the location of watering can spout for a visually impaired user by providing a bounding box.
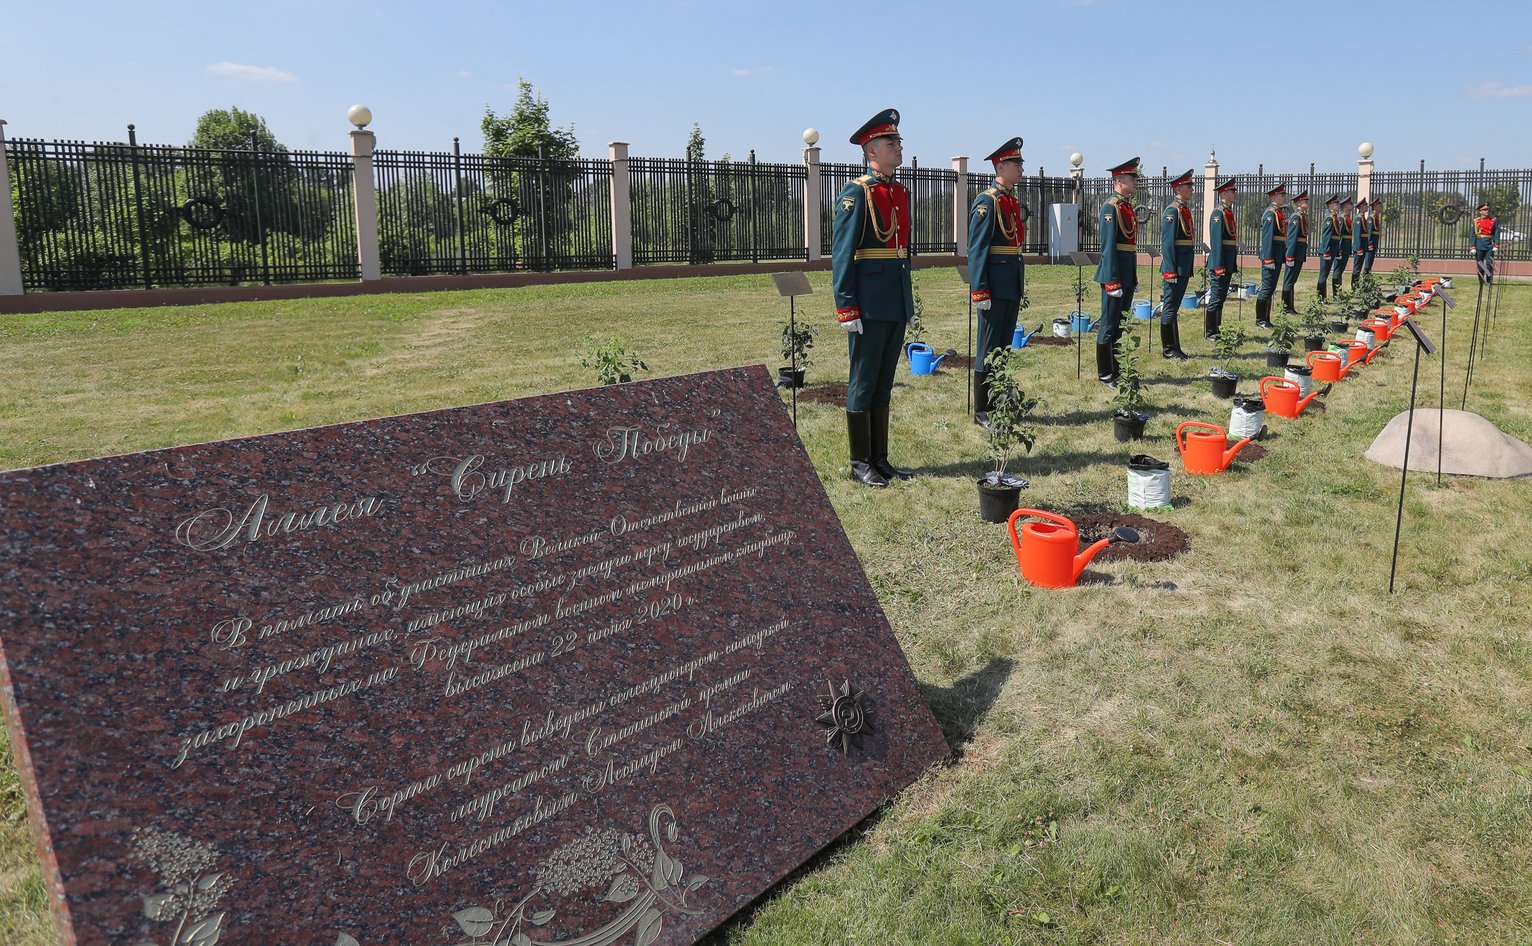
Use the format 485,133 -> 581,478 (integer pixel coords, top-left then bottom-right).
932,348 -> 957,369
1223,436 -> 1254,469
1072,538 -> 1114,582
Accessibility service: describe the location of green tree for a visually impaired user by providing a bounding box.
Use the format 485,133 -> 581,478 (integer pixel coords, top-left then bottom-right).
686,124 -> 705,163
188,107 -> 287,154
482,80 -> 579,160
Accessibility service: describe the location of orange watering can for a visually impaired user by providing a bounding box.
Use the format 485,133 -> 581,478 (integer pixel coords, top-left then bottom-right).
1176,421 -> 1254,475
1308,349 -> 1345,383
1007,508 -> 1140,588
1340,340 -> 1371,368
1260,376 -> 1324,419
1360,316 -> 1393,343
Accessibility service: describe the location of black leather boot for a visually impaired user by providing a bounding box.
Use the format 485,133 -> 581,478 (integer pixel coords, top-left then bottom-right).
1096,343 -> 1117,386
1204,307 -> 1221,340
1160,319 -> 1188,359
1317,280 -> 1328,301
870,404 -> 913,481
1351,270 -> 1359,289
1282,288 -> 1296,315
846,411 -> 887,488
1255,295 -> 1272,329
973,370 -> 991,428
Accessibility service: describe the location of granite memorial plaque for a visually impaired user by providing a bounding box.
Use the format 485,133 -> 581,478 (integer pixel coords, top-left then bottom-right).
0,365 -> 948,946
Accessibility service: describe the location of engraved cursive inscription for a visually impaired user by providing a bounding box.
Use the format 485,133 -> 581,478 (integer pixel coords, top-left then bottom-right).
414,454 -> 573,504
593,424 -> 713,466
174,493 -> 383,552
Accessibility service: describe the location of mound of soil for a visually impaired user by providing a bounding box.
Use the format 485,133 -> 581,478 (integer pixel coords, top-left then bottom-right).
1065,510 -> 1189,564
795,383 -> 847,405
1026,336 -> 1073,346
1236,443 -> 1268,463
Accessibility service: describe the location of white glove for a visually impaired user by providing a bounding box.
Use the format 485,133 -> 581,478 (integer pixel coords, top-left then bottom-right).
976,299 -> 992,311
1107,288 -> 1122,298
840,318 -> 864,334
1263,262 -> 1275,270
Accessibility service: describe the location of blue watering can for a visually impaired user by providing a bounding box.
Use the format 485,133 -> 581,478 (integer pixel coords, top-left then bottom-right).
1132,299 -> 1153,320
1069,310 -> 1098,334
1011,322 -> 1044,349
906,342 -> 955,375
1183,289 -> 1202,308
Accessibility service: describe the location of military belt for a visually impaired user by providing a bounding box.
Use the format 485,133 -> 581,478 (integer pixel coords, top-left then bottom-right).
1296,237 -> 1308,243
1116,243 -> 1136,251
988,246 -> 1020,255
1174,239 -> 1194,245
854,247 -> 908,260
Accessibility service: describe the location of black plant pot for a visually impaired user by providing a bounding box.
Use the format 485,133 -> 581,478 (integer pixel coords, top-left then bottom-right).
1304,334 -> 1327,353
1209,372 -> 1238,398
1329,318 -> 1349,333
1265,349 -> 1291,369
1112,410 -> 1147,442
976,475 -> 1026,524
777,366 -> 806,389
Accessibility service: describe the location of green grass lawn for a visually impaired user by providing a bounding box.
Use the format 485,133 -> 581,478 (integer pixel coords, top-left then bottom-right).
3,267 -> 1531,945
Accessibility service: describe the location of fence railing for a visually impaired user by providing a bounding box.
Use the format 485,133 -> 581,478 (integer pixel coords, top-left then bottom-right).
373,143 -> 613,275
7,131 -> 358,290
629,154 -> 805,265
4,127 -> 1528,293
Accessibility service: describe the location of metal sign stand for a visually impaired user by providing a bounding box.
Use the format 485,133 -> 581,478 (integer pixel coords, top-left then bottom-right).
1068,251 -> 1097,380
1390,317 -> 1438,593
769,271 -> 813,428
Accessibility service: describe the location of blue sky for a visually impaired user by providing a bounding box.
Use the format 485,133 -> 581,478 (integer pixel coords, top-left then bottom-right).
5,0 -> 1531,173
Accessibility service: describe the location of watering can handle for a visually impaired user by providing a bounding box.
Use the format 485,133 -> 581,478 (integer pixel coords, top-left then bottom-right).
1306,349 -> 1327,369
1175,421 -> 1221,454
1259,376 -> 1287,397
905,342 -> 917,358
1009,507 -> 1075,534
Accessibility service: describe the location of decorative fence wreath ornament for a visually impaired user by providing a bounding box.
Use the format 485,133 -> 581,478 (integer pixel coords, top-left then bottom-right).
1133,203 -> 1151,224
483,198 -> 519,226
180,197 -> 225,231
1436,203 -> 1464,226
707,198 -> 736,223
1019,203 -> 1032,223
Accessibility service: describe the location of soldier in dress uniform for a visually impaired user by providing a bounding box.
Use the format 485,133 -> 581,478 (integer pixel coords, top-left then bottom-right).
1331,195 -> 1354,295
1092,157 -> 1142,385
968,136 -> 1027,426
1315,194 -> 1342,299
1471,202 -> 1500,284
1156,168 -> 1195,359
1204,178 -> 1239,339
1350,197 -> 1371,288
1363,197 -> 1381,275
1256,182 -> 1289,329
1281,189 -> 1309,315
832,108 -> 915,489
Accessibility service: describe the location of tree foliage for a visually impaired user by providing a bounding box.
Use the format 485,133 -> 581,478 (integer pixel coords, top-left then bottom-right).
686,124 -> 705,163
482,80 -> 579,160
188,107 -> 287,154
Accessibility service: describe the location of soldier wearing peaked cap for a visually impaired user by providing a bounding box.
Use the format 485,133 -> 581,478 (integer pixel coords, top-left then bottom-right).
1315,194 -> 1342,300
1204,178 -> 1239,339
1281,189 -> 1309,315
1350,198 -> 1371,289
968,136 -> 1028,425
1472,202 -> 1500,284
832,108 -> 915,489
1256,182 -> 1289,329
1156,168 -> 1195,360
1331,195 -> 1355,295
1092,157 -> 1142,385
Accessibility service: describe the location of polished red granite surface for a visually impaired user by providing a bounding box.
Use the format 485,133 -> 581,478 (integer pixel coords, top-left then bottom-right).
0,365 -> 948,946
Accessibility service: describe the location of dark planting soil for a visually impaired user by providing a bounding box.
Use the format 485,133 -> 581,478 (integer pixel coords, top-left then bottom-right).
796,383 -> 848,405
1237,443 -> 1269,462
1063,510 -> 1190,563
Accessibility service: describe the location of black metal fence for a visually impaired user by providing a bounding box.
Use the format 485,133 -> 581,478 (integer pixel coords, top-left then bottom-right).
7,129 -> 359,290
373,142 -> 613,275
7,129 -> 1530,292
629,153 -> 805,265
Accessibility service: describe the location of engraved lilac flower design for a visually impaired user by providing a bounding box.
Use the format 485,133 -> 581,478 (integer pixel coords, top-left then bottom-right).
131,827 -> 232,946
450,804 -> 708,946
